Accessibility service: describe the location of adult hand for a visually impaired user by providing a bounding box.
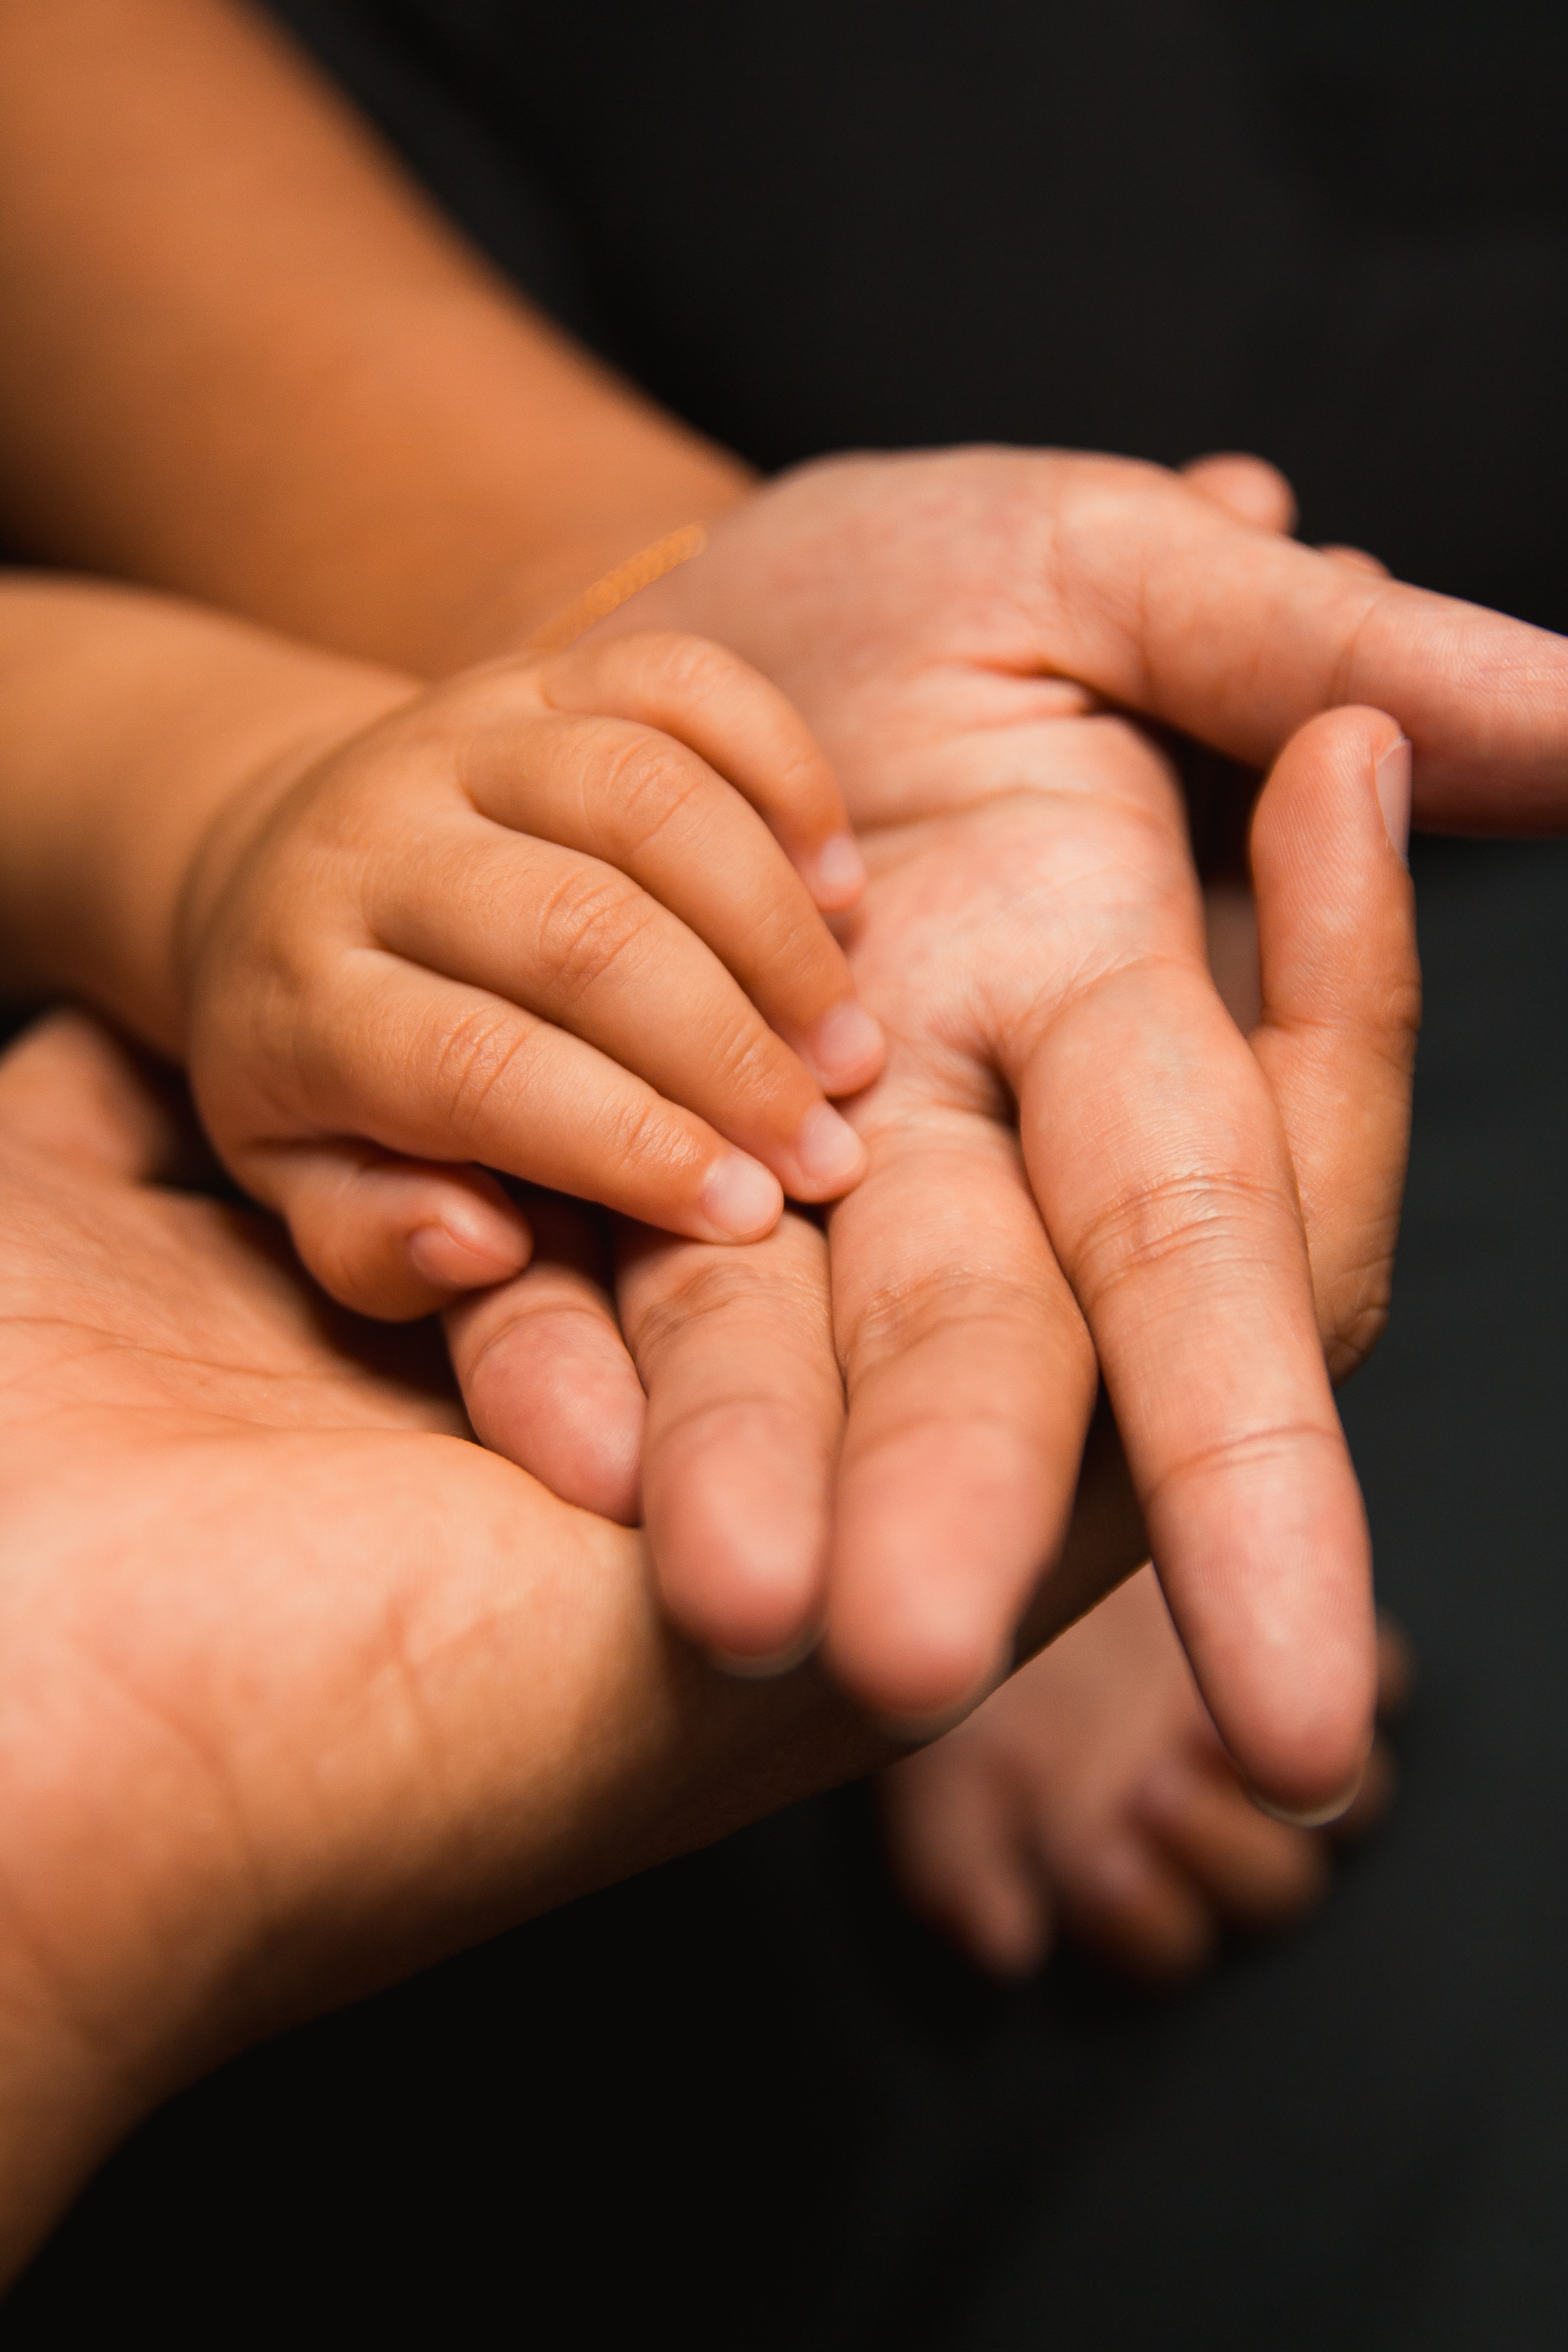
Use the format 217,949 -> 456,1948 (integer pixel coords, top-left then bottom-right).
585,444 -> 1568,1800
0,1009 -> 883,2284
460,686 -> 1418,1815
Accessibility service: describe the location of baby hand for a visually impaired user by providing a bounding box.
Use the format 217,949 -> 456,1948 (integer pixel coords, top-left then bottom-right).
178,632 -> 883,1315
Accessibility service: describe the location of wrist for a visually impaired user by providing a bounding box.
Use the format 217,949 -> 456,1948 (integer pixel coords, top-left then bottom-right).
169,681 -> 413,1054
422,466 -> 757,676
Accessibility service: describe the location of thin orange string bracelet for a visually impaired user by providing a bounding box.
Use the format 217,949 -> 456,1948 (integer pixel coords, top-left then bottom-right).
524,522 -> 710,655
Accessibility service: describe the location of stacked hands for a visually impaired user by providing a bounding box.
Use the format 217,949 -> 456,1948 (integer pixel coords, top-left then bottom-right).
167,451 -> 1425,1813
11,437 -> 1568,2269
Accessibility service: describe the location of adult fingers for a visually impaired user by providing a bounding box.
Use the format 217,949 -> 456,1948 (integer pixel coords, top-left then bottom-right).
1180,451 -> 1298,534
371,823 -> 869,1195
823,1103 -> 1098,1725
1011,843 -> 1374,1815
1029,451 -> 1568,828
615,1208 -> 844,1665
451,712 -> 882,1090
445,1192 -> 645,1523
0,1008 -> 192,1184
535,630 -> 867,906
1247,706 -> 1421,1380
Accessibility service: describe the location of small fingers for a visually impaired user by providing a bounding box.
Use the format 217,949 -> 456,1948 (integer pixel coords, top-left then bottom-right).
372,827 -> 872,1198
454,710 -> 881,1091
251,1138 -> 532,1318
1137,1756 -> 1330,1935
230,955 -> 799,1255
445,1191 -> 645,1522
878,1750 -> 1054,1979
535,630 -> 867,907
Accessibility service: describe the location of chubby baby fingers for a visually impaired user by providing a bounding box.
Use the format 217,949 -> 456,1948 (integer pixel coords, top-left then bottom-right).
453,713 -> 882,1096
372,829 -> 870,1200
244,1140 -> 533,1318
534,630 -> 867,909
230,955 -> 804,1254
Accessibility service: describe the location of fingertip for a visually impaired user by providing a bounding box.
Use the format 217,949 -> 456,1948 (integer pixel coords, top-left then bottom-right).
1250,1768 -> 1366,1831
961,1885 -> 1054,1980
454,1297 -> 646,1520
809,829 -> 868,908
647,1411 -> 831,1661
697,1151 -> 785,1240
789,1101 -> 867,1198
837,1626 -> 1011,1743
1181,451 -> 1298,536
805,998 -> 885,1093
1374,734 -> 1412,861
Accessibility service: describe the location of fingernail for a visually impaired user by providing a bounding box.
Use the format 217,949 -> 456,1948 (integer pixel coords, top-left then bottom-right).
791,1101 -> 866,1192
408,1220 -> 524,1289
807,997 -> 883,1088
812,831 -> 867,905
1252,1766 -> 1365,1830
699,1151 -> 783,1240
1374,736 -> 1411,862
710,1625 -> 823,1680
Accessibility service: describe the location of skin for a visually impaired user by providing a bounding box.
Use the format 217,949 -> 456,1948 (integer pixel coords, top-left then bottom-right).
879,1565 -> 1411,1984
0,1 -> 1564,1934
0,588 -> 883,1311
0,1009 -> 898,2283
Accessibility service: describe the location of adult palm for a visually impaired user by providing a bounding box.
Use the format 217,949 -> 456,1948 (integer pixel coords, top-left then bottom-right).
467,445 -> 1568,1808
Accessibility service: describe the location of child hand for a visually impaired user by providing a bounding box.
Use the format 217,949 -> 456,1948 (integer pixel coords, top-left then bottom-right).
878,1567 -> 1411,1982
178,632 -> 883,1316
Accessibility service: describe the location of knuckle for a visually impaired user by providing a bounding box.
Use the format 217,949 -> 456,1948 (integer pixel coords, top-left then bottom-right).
598,727 -> 709,856
1141,1416 -> 1341,1525
534,861 -> 652,1002
706,1005 -> 792,1109
635,1250 -> 830,1374
846,1265 -> 1047,1383
424,999 -> 538,1140
629,628 -> 740,706
1066,1166 -> 1289,1310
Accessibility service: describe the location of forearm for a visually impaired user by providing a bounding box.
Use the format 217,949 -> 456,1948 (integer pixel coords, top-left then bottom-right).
0,574 -> 409,1045
0,0 -> 752,676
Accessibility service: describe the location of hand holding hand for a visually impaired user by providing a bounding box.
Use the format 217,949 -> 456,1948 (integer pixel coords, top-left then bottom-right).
180,631 -> 883,1316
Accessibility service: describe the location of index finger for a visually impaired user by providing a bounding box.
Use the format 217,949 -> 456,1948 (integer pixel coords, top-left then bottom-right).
536,630 -> 867,906
1028,453 -> 1568,830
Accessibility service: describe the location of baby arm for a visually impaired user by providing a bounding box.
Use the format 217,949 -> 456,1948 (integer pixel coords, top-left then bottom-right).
0,578 -> 881,1317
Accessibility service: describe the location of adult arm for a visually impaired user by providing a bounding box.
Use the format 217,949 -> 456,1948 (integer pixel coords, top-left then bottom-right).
0,1009 -> 885,2284
0,0 -> 752,667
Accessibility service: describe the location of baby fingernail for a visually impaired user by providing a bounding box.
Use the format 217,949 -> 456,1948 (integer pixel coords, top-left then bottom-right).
813,830 -> 867,904
808,997 -> 883,1087
1374,735 -> 1411,862
700,1152 -> 784,1240
792,1102 -> 866,1191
